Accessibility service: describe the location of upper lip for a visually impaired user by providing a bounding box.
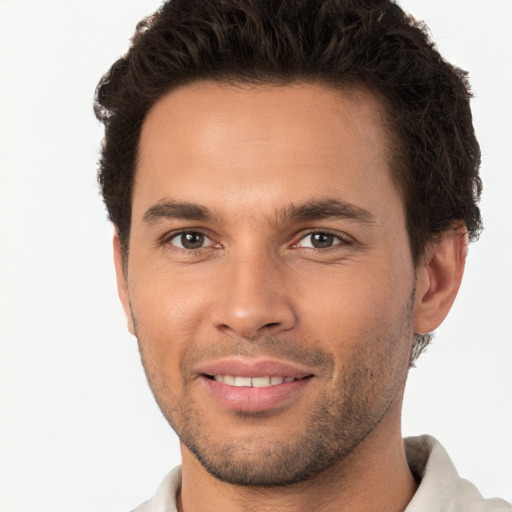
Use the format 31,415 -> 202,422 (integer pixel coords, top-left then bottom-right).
195,357 -> 314,379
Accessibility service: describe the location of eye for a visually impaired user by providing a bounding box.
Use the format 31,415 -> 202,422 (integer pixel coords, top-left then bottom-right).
295,232 -> 348,249
167,231 -> 214,250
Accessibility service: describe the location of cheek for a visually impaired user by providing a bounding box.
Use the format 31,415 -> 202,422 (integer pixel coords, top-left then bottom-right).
130,258 -> 207,329
296,255 -> 414,352
127,267 -> 212,384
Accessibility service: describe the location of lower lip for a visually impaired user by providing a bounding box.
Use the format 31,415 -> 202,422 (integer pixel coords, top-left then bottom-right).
200,376 -> 312,412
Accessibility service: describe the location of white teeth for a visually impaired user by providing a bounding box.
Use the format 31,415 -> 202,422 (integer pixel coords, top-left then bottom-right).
252,376 -> 271,388
212,375 -> 297,387
224,375 -> 236,385
234,376 -> 252,387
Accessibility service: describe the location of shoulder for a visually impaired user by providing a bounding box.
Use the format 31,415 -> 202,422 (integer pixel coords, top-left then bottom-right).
130,466 -> 182,512
404,435 -> 511,512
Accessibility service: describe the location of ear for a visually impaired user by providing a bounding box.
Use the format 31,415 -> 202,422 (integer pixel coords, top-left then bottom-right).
113,232 -> 135,335
413,225 -> 468,335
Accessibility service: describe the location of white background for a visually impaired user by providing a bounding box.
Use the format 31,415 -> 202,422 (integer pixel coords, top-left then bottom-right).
0,1 -> 511,510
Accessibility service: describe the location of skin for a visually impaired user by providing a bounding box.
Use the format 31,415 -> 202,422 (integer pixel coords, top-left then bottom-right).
114,82 -> 467,512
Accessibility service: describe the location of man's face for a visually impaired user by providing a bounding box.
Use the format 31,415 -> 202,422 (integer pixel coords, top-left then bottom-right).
119,82 -> 419,486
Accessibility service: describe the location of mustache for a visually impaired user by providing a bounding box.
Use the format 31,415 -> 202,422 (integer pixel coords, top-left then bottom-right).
178,336 -> 336,377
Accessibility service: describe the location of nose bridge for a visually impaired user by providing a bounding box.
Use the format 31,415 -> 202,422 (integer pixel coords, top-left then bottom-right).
213,245 -> 296,338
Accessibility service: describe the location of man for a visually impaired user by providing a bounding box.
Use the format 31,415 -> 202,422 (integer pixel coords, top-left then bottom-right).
94,1 -> 511,511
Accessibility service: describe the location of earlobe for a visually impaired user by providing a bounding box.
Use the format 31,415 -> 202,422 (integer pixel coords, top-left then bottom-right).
413,226 -> 468,335
113,232 -> 135,335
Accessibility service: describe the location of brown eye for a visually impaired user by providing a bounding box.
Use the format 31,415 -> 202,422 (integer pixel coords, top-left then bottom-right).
310,233 -> 334,248
169,232 -> 208,249
296,232 -> 347,249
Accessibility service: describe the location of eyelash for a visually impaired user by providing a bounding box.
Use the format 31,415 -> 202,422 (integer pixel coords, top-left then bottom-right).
161,229 -> 352,253
161,230 -> 217,252
292,230 -> 352,250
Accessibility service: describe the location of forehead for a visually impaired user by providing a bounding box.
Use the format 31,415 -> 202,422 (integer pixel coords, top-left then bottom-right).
134,81 -> 401,223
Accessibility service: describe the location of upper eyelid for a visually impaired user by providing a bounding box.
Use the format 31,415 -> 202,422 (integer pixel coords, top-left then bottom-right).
293,229 -> 352,244
161,228 -> 215,243
157,230 -> 220,253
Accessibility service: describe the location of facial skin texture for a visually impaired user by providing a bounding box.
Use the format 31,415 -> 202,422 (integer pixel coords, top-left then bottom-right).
114,82 -> 467,512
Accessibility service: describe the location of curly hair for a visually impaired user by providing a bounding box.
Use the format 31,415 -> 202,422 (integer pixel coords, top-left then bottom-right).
95,0 -> 482,268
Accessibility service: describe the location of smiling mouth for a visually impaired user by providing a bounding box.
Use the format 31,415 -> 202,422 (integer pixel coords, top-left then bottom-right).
205,375 -> 311,387
200,370 -> 314,411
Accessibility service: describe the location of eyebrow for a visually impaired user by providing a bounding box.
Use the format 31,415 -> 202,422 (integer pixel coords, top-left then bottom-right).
278,198 -> 375,225
142,198 -> 375,226
143,200 -> 213,224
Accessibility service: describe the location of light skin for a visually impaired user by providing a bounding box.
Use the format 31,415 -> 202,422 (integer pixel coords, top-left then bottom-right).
114,81 -> 467,512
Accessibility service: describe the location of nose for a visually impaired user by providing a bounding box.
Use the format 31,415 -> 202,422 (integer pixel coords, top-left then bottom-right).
211,250 -> 297,339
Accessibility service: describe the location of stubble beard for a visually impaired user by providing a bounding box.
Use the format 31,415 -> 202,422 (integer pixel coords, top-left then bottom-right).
175,361 -> 398,487
133,294 -> 415,488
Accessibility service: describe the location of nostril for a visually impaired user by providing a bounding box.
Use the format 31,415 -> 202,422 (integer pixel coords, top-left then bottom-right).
213,301 -> 297,339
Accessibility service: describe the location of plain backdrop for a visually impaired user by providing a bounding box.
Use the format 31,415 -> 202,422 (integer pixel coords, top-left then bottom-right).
0,1 -> 511,510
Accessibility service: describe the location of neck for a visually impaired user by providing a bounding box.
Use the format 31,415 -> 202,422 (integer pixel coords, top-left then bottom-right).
177,396 -> 417,512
